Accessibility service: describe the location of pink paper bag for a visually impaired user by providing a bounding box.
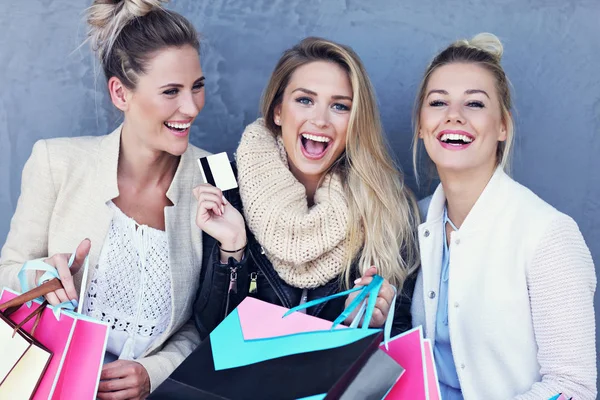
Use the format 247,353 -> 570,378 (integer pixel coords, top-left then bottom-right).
1,288 -> 109,400
237,297 -> 346,340
423,339 -> 441,400
381,326 -> 429,399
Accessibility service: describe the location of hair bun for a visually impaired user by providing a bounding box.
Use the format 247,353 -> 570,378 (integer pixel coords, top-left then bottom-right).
122,0 -> 168,17
87,0 -> 168,60
467,32 -> 504,61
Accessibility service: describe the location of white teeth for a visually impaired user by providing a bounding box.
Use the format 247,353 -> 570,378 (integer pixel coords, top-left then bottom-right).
440,133 -> 473,143
165,121 -> 191,129
301,133 -> 331,143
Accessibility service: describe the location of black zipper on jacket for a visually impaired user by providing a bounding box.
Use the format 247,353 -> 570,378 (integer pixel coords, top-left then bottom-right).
248,246 -> 291,309
223,265 -> 239,319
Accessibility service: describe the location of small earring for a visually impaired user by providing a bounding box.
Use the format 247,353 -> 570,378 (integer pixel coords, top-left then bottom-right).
276,118 -> 281,125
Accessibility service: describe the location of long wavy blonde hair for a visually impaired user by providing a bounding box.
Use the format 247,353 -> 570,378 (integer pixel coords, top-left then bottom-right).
261,37 -> 420,289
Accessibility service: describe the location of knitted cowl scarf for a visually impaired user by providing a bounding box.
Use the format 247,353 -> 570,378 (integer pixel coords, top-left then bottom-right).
236,118 -> 354,289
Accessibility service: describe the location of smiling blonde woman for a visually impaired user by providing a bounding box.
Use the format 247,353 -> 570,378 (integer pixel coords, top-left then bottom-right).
411,33 -> 596,400
0,0 -> 211,397
193,37 -> 421,340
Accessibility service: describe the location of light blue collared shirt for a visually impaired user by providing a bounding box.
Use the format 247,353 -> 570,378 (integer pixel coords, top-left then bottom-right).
433,207 -> 463,400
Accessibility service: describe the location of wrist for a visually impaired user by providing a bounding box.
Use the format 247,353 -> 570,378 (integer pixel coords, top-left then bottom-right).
219,232 -> 247,252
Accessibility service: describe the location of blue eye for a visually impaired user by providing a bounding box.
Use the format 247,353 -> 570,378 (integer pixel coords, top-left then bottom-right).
193,82 -> 205,91
163,88 -> 179,96
467,101 -> 484,108
296,97 -> 312,105
429,100 -> 446,107
332,103 -> 350,111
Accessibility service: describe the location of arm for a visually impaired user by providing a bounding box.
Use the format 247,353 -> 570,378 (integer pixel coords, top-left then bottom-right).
135,319 -> 201,392
0,140 -> 56,290
514,215 -> 597,400
194,235 -> 253,339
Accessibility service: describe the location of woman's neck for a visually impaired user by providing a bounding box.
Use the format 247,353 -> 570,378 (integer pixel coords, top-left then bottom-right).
118,120 -> 180,191
438,164 -> 497,228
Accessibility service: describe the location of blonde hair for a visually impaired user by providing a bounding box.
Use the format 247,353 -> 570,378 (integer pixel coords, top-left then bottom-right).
261,37 -> 420,289
87,0 -> 199,89
412,32 -> 515,182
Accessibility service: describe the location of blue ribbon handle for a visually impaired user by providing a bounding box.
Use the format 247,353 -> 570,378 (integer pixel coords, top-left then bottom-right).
17,252 -> 88,320
283,274 -> 398,348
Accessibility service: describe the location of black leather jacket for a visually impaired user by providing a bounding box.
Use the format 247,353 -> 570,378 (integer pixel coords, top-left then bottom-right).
193,183 -> 416,340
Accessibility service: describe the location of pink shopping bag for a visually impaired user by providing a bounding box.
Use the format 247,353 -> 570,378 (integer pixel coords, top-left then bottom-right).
0,288 -> 109,400
382,326 -> 441,400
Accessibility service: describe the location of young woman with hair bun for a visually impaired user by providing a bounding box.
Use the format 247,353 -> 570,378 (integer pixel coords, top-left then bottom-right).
411,33 -> 596,399
0,0 -> 209,397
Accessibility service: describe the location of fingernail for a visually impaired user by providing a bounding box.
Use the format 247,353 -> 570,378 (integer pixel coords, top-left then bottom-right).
354,278 -> 361,284
71,299 -> 79,308
222,195 -> 228,205
221,205 -> 225,214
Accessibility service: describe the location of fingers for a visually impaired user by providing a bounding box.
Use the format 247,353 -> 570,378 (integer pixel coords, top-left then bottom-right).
379,283 -> 396,304
374,296 -> 390,319
198,198 -> 224,217
54,288 -> 70,304
54,253 -> 78,302
370,307 -> 386,327
97,388 -> 138,400
45,291 -> 61,306
69,238 -> 91,276
101,361 -> 129,380
363,266 -> 377,277
98,361 -> 149,400
353,266 -> 378,287
197,191 -> 227,216
193,184 -> 224,201
98,376 -> 134,393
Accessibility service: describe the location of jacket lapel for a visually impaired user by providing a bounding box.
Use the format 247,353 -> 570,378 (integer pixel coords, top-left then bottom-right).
416,166 -> 510,341
74,126 -> 121,295
143,145 -> 200,355
417,183 -> 445,340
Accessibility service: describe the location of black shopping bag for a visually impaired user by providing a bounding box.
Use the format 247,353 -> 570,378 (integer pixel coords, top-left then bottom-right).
150,331 -> 403,400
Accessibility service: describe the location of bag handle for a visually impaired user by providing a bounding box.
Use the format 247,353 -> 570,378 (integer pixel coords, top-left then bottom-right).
283,274 -> 398,348
0,278 -> 63,312
11,300 -> 49,338
18,253 -> 89,314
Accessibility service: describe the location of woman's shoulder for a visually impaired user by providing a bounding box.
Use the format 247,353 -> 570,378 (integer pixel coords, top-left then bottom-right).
502,173 -> 569,224
30,134 -> 108,169
186,142 -> 211,159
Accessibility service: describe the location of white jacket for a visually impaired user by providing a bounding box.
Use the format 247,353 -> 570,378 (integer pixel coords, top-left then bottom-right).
411,167 -> 597,399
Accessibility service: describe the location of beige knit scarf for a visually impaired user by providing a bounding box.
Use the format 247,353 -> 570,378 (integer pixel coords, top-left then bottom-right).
236,118 -> 351,289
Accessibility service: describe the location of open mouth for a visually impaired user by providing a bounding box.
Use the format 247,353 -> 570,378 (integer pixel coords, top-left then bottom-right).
438,132 -> 474,146
300,133 -> 332,159
164,121 -> 191,135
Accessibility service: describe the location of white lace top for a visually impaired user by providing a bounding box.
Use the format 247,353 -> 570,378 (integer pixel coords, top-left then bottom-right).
84,201 -> 172,360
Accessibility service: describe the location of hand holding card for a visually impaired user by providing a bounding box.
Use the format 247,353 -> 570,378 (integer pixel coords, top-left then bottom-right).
194,152 -> 246,261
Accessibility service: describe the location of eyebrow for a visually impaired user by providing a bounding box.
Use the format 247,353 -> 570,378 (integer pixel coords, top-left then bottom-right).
291,87 -> 352,101
159,76 -> 205,89
426,88 -> 490,99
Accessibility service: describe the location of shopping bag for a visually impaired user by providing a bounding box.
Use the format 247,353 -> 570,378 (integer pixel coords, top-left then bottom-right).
381,326 -> 442,400
0,280 -> 57,400
151,275 -> 404,399
0,255 -> 109,400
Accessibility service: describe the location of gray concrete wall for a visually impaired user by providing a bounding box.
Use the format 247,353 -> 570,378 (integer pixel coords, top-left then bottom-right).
1,0 -> 598,388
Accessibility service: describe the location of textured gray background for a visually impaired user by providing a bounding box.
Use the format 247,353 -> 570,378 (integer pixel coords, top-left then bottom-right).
1,0 -> 599,385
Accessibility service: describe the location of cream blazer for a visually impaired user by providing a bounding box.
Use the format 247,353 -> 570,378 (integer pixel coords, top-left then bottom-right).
411,167 -> 596,399
0,125 -> 209,390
